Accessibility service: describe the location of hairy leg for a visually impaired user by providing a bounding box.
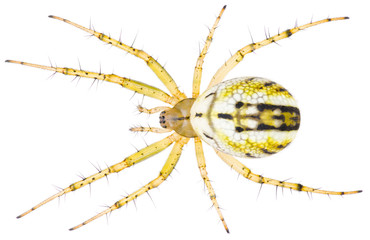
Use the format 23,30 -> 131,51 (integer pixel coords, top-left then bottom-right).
17,133 -> 180,219
192,5 -> 226,98
130,126 -> 172,133
6,60 -> 177,105
216,150 -> 362,195
137,105 -> 171,114
207,17 -> 349,89
70,134 -> 189,230
194,137 -> 229,233
48,15 -> 186,100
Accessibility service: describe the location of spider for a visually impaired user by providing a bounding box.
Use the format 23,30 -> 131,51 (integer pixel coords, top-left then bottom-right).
6,5 -> 362,233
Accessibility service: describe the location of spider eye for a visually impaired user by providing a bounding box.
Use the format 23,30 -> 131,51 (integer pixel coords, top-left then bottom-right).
159,98 -> 197,138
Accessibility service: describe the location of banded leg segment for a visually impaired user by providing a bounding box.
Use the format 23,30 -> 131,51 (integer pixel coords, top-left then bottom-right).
216,150 -> 362,195
70,135 -> 190,230
49,15 -> 186,101
194,137 -> 229,233
207,17 -> 349,89
192,5 -> 226,98
17,133 -> 180,219
6,60 -> 177,105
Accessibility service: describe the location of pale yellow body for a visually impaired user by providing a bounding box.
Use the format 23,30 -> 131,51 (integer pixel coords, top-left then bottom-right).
7,6 -> 361,233
191,77 -> 300,158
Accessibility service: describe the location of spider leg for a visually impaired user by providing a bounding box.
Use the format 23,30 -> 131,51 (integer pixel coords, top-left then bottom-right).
5,60 -> 177,105
207,17 -> 349,89
192,5 -> 226,98
137,105 -> 171,114
131,106 -> 172,133
215,150 -> 362,195
48,15 -> 186,101
70,135 -> 189,230
130,126 -> 172,134
194,137 -> 229,233
17,133 -> 180,219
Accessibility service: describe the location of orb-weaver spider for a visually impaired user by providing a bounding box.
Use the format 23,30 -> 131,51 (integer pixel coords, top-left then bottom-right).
6,5 -> 361,233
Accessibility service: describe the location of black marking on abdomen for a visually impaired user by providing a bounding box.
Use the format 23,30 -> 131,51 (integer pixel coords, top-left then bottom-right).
217,113 -> 233,120
257,123 -> 299,131
264,81 -> 276,87
195,113 -> 203,117
272,115 -> 285,121
278,87 -> 288,92
262,148 -> 276,154
256,103 -> 299,115
235,102 -> 244,109
203,132 -> 214,140
205,92 -> 215,98
290,116 -> 299,121
245,153 -> 257,158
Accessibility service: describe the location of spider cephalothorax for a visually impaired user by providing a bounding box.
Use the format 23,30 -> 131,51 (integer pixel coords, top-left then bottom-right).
7,5 -> 360,233
159,98 -> 197,138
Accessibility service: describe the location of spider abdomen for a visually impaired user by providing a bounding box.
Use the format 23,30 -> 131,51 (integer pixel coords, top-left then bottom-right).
190,77 -> 300,158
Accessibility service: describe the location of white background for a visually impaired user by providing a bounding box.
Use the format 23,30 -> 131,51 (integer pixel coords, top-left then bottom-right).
1,0 -> 369,239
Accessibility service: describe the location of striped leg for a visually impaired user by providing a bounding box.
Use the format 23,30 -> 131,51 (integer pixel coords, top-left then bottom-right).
216,150 -> 362,195
70,135 -> 189,230
192,5 -> 226,98
194,137 -> 229,233
207,17 -> 349,89
48,15 -> 186,101
5,60 -> 177,105
17,133 -> 180,219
